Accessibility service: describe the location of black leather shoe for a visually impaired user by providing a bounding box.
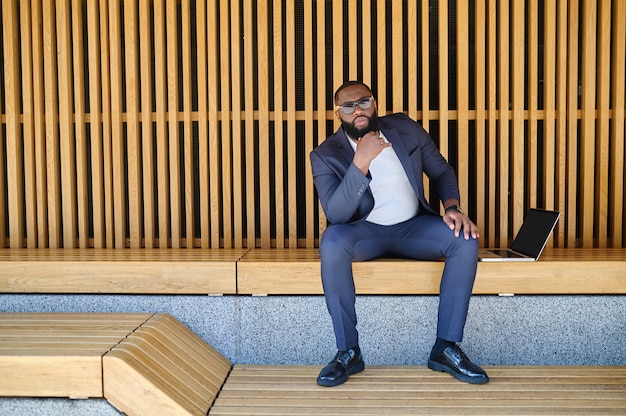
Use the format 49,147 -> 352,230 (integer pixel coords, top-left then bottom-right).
317,347 -> 365,387
428,344 -> 489,384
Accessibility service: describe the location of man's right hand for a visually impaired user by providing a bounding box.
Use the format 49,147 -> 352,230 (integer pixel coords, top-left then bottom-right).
353,130 -> 391,175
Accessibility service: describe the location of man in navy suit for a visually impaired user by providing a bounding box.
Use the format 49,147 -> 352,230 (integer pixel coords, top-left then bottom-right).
310,81 -> 488,387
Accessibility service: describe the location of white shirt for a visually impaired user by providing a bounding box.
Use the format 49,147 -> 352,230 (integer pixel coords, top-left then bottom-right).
348,132 -> 419,225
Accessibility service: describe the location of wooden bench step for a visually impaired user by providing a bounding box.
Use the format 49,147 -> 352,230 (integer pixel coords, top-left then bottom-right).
237,248 -> 626,295
0,248 -> 249,294
1,248 -> 624,295
0,312 -> 233,416
0,313 -> 152,398
210,365 -> 626,415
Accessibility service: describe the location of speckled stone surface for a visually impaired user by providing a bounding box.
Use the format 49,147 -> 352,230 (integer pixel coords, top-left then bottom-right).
0,398 -> 121,415
1,294 -> 625,415
1,294 -> 624,365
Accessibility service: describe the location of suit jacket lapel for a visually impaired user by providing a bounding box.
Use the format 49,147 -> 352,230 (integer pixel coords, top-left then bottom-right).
382,126 -> 421,196
333,130 -> 361,171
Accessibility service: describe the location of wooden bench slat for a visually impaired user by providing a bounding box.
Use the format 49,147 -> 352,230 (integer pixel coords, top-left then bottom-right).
0,248 -> 249,261
210,365 -> 626,416
0,312 -> 153,322
0,327 -> 139,344
134,326 -> 231,387
141,314 -> 232,374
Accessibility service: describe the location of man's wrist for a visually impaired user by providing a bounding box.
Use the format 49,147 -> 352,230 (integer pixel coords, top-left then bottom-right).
445,205 -> 464,214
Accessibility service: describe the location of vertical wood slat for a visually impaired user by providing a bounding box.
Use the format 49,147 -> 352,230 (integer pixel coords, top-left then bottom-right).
207,1 -> 220,248
286,0 -> 297,248
511,0 -> 525,235
595,0 -> 611,248
474,0 -> 486,242
57,0 -> 77,248
230,0 -> 242,249
610,0 -> 626,247
139,0 -> 155,249
420,0 -> 430,202
487,0 -> 497,247
125,0 -> 142,249
43,0 -> 62,248
3,0 -> 23,248
347,0 -> 357,80
20,0 -> 37,248
109,0 -> 125,248
87,0 -> 104,248
154,0 -> 169,248
497,0 -> 510,245
0,49 -> 4,246
437,0 -> 449,180
580,0 -> 596,247
100,0 -> 115,249
196,0 -> 209,249
243,1 -> 254,248
528,0 -> 539,211
543,0 -> 557,225
0,2 -> 6,248
391,0 -> 402,112
71,0 -> 88,249
566,1 -> 579,247
166,0 -> 180,248
181,0 -> 193,248
316,0 -> 327,243
258,0 -> 271,249
304,1 -> 315,249
361,0 -> 372,86
376,0 -> 386,114
555,0 -> 568,248
219,0 -> 232,248
406,2 -> 417,122
32,0 -> 49,248
456,0 -> 469,214
274,0 -> 286,248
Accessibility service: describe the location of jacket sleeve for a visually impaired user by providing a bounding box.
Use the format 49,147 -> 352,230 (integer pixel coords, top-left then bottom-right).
310,149 -> 373,224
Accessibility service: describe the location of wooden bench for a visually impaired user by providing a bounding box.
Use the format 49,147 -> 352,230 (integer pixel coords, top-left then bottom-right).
237,248 -> 626,295
2,313 -> 625,415
212,365 -> 626,415
1,247 -> 624,296
0,249 -> 248,295
0,312 -> 232,416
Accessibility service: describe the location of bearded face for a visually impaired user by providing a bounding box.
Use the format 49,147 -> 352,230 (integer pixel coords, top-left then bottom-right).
341,112 -> 380,140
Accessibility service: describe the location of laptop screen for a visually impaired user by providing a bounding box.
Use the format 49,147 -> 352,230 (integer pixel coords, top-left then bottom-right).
510,209 -> 560,258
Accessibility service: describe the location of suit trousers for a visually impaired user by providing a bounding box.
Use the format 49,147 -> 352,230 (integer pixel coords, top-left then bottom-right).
319,213 -> 479,350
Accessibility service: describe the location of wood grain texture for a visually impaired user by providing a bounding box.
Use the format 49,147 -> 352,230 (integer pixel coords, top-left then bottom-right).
0,1 -> 624,250
0,313 -> 151,398
0,248 -> 247,294
0,312 -> 233,415
210,365 -> 626,415
103,313 -> 232,416
236,248 -> 626,295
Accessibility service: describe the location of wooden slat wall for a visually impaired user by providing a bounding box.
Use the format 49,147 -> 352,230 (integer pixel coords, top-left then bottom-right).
1,0 -> 625,249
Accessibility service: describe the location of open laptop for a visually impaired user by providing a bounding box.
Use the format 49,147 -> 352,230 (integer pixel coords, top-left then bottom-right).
479,208 -> 560,262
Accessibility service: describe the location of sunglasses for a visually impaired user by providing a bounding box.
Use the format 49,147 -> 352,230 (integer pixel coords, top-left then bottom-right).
335,96 -> 374,115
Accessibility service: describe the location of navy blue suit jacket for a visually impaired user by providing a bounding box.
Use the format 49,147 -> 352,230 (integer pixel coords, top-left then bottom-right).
310,113 -> 460,225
